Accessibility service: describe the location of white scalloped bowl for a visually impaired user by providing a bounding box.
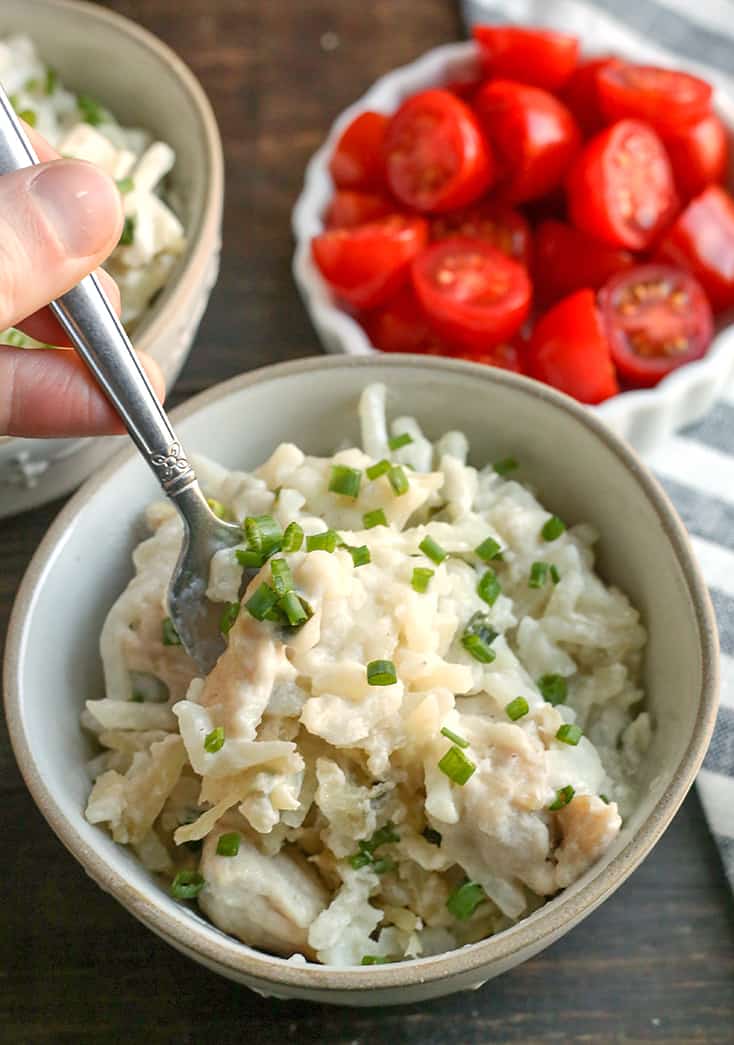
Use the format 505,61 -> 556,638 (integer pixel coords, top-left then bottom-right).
293,37 -> 734,455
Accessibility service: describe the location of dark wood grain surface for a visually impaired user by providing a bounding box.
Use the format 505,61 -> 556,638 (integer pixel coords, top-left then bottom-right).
1,2 -> 733,1041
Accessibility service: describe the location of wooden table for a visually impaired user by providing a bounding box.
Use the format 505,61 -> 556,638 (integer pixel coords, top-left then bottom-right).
1,2 -> 733,1041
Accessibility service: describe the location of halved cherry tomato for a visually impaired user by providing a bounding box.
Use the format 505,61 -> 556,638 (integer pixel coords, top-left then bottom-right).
534,220 -> 634,304
362,285 -> 443,353
445,76 -> 485,104
312,214 -> 428,310
560,57 -> 619,136
527,289 -> 619,403
474,80 -> 580,203
473,25 -> 579,91
383,89 -> 495,213
657,185 -> 734,311
598,264 -> 713,387
324,190 -> 395,229
663,114 -> 728,202
597,63 -> 712,135
430,201 -> 532,267
411,237 -> 531,351
567,120 -> 678,250
329,111 -> 389,191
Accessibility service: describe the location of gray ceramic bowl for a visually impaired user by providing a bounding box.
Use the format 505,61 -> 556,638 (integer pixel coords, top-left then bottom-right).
4,356 -> 719,1006
0,0 -> 224,517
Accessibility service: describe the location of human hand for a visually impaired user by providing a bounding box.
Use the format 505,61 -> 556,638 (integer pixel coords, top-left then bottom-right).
0,125 -> 165,438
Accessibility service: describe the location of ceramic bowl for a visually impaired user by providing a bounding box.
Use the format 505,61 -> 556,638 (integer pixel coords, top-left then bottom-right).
0,0 -> 224,517
4,355 -> 718,1006
292,22 -> 734,456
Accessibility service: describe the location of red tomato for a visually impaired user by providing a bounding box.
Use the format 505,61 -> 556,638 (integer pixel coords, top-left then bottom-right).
383,90 -> 495,213
473,25 -> 579,91
430,201 -> 532,266
527,289 -> 619,403
445,76 -> 485,104
657,185 -> 734,311
598,264 -> 713,387
474,80 -> 580,203
597,63 -> 712,135
329,111 -> 389,191
362,285 -> 442,353
311,214 -> 428,310
567,120 -> 678,250
411,237 -> 531,351
560,57 -> 619,136
422,338 -> 527,372
324,190 -> 395,229
534,220 -> 635,304
663,114 -> 728,202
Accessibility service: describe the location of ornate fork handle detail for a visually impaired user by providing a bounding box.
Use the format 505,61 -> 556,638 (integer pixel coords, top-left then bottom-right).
150,443 -> 196,493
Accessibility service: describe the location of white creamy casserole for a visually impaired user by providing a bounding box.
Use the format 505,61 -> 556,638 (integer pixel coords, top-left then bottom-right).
83,384 -> 650,967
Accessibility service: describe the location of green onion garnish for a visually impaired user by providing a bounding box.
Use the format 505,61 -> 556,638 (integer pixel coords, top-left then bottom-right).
388,433 -> 413,451
45,67 -> 58,95
367,659 -> 397,686
170,870 -> 205,899
219,601 -> 240,635
438,745 -> 476,786
206,497 -> 233,521
306,529 -> 338,553
366,459 -> 391,480
550,564 -> 561,584
368,821 -> 400,849
600,794 -> 610,805
506,696 -> 529,721
494,456 -> 518,476
245,514 -> 282,557
161,617 -> 181,646
372,857 -> 396,875
446,880 -> 485,920
235,547 -> 264,569
549,785 -> 575,811
349,851 -> 373,869
423,827 -> 442,846
541,515 -> 566,541
388,465 -> 409,496
419,536 -> 447,564
529,562 -> 550,589
278,591 -> 311,627
440,726 -> 469,749
329,464 -> 362,498
204,726 -> 225,753
282,521 -> 304,553
363,509 -> 388,529
116,176 -> 135,195
477,568 -> 501,607
411,566 -> 434,593
349,545 -> 371,567
24,77 -> 40,91
8,94 -> 19,111
361,956 -> 391,965
270,557 -> 294,595
475,536 -> 503,562
131,691 -> 145,703
216,832 -> 240,857
460,611 -> 498,664
19,109 -> 37,127
556,723 -> 583,746
78,93 -> 104,126
537,674 -> 567,705
245,583 -> 279,621
119,216 -> 135,246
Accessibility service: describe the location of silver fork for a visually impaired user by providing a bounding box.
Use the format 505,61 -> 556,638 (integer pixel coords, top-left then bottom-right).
0,87 -> 240,673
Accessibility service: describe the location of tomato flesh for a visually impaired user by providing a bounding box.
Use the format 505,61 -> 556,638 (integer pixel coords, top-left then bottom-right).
567,119 -> 678,250
534,219 -> 634,304
663,114 -> 728,202
658,185 -> 734,311
411,237 -> 531,351
329,111 -> 389,191
473,26 -> 579,91
527,289 -> 619,403
324,190 -> 395,229
362,285 -> 443,353
384,89 -> 494,213
599,264 -> 713,387
312,214 -> 428,310
430,201 -> 532,266
597,63 -> 712,134
474,80 -> 580,203
560,57 -> 619,136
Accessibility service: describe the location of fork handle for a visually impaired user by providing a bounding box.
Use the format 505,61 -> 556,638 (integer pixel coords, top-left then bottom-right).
0,86 -> 197,498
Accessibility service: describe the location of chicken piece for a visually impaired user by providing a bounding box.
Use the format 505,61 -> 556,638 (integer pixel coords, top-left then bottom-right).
554,794 -> 621,889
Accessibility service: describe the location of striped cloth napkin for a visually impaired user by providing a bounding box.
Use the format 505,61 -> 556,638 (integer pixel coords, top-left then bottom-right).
462,0 -> 734,890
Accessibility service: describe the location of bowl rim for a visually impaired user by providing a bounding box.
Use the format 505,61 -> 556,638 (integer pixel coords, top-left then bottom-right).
3,354 -> 720,992
0,0 -> 224,448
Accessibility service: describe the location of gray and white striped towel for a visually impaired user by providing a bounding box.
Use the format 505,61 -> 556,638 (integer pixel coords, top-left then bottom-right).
463,0 -> 734,890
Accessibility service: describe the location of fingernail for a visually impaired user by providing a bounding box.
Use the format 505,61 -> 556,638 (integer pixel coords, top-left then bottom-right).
30,160 -> 121,257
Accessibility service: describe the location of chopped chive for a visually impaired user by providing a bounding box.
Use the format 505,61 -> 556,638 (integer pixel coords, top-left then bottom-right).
161,617 -> 181,646
204,726 -> 225,753
423,827 -> 442,846
363,509 -> 388,529
438,745 -> 476,786
477,568 -> 501,607
419,535 -> 447,564
549,785 -> 575,811
219,601 -> 240,635
506,696 -> 529,721
541,515 -> 566,541
119,216 -> 135,246
216,832 -> 240,857
329,464 -> 362,498
475,536 -> 503,562
170,870 -> 205,899
366,459 -> 391,480
45,67 -> 58,95
235,547 -> 264,569
446,880 -> 485,920
306,529 -> 338,553
461,611 -> 498,664
537,674 -> 567,705
372,857 -> 396,875
361,955 -> 391,965
282,521 -> 304,553
388,465 -> 409,496
556,723 -> 583,746
245,514 -> 282,557
207,497 -> 234,521
270,557 -> 294,596
278,591 -> 311,627
367,659 -> 397,686
368,821 -> 400,849
411,566 -> 434,593
78,93 -> 105,126
440,726 -> 469,749
8,93 -> 19,111
529,562 -> 550,589
18,109 -> 37,127
388,432 -> 413,451
550,564 -> 561,584
131,692 -> 145,703
494,456 -> 518,476
349,851 -> 373,870
245,582 -> 279,621
349,545 -> 371,567
116,175 -> 135,194
25,77 -> 40,92
600,794 -> 610,805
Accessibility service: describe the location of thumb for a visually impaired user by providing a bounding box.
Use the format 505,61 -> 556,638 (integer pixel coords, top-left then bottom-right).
0,158 -> 123,329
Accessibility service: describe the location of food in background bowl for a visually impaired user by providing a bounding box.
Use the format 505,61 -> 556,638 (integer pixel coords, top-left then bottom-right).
82,383 -> 650,967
